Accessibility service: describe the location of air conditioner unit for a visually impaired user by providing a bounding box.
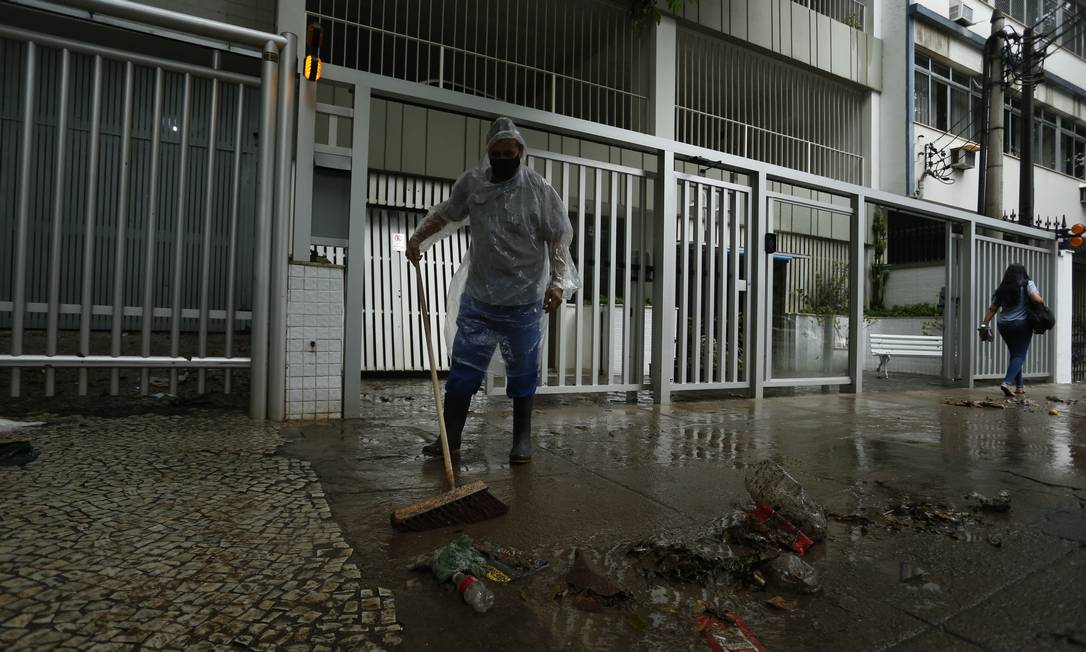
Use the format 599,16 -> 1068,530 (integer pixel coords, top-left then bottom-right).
950,146 -> 976,170
949,1 -> 974,26
1079,184 -> 1086,204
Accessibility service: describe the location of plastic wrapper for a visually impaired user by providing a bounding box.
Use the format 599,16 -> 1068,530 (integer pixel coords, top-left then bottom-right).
430,534 -> 488,583
413,117 -> 580,375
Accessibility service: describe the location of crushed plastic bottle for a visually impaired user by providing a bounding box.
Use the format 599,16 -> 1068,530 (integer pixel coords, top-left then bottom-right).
744,460 -> 827,541
749,503 -> 815,555
452,571 -> 495,613
767,553 -> 821,594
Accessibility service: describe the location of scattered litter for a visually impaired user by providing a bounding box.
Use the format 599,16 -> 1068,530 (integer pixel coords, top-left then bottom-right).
766,554 -> 821,594
745,459 -> 827,541
630,512 -> 772,586
483,566 -> 512,584
765,595 -> 800,611
749,504 -> 814,555
0,441 -> 38,467
987,532 -> 1004,548
967,490 -> 1011,513
882,496 -> 975,535
898,561 -> 928,584
565,548 -> 630,611
1045,396 -> 1077,405
429,534 -> 488,583
694,612 -> 767,652
148,393 -> 180,403
0,419 -> 45,433
474,540 -> 548,581
944,399 -> 1006,409
1048,409 -> 1061,416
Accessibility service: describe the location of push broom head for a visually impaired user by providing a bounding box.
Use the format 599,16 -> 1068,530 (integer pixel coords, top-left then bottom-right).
391,480 -> 508,532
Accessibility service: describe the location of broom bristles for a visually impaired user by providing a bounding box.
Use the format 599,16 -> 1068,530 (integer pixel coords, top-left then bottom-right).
391,480 -> 508,532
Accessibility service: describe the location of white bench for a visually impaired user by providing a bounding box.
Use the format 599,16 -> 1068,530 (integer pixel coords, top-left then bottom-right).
869,334 -> 943,378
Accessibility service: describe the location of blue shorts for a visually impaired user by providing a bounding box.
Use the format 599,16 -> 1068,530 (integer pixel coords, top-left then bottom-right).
446,294 -> 542,398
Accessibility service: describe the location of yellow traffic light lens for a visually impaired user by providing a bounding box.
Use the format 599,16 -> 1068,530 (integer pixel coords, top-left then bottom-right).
1071,223 -> 1085,236
304,54 -> 322,81
1071,236 -> 1084,248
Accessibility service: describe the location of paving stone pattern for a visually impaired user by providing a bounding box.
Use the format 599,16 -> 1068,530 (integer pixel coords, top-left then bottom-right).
0,414 -> 401,651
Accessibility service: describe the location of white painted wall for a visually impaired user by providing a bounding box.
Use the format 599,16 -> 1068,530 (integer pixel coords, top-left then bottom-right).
1054,250 -> 1074,383
885,264 -> 946,306
913,123 -> 1086,223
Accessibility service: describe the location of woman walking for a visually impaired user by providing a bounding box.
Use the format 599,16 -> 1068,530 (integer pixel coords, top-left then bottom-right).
980,264 -> 1044,397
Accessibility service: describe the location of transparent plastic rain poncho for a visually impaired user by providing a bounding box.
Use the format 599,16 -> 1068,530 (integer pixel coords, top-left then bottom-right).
415,117 -> 580,374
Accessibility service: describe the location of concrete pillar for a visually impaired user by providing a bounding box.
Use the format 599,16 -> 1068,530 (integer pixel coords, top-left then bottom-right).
649,16 -> 677,140
1052,250 -> 1073,384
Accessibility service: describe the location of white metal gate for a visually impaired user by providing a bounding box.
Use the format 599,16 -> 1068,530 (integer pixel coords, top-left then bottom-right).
670,172 -> 751,391
972,236 -> 1054,380
361,172 -> 466,372
487,151 -> 654,395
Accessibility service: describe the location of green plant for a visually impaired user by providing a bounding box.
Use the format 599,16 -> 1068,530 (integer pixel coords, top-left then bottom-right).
802,264 -> 850,317
630,0 -> 697,28
842,14 -> 864,30
921,317 -> 944,336
869,207 -> 889,310
864,303 -> 941,318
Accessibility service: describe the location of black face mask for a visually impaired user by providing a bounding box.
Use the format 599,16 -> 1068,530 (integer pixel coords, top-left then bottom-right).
489,156 -> 520,182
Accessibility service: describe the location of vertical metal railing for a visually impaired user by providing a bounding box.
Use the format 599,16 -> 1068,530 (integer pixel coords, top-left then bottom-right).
972,236 -> 1054,380
670,172 -> 751,391
478,150 -> 652,395
306,0 -> 648,132
675,29 -> 865,184
0,23 -> 280,419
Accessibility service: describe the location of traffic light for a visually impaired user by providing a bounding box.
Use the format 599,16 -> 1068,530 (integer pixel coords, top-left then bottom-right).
1069,223 -> 1085,250
304,23 -> 323,81
1057,221 -> 1084,250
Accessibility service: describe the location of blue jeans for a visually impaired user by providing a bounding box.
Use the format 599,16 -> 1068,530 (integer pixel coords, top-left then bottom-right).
446,294 -> 542,398
998,318 -> 1033,387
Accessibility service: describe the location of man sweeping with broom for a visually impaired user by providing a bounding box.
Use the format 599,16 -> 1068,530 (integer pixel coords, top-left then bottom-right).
405,117 -> 580,465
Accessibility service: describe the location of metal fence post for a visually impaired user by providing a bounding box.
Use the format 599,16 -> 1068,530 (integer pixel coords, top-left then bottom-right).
343,83 -> 372,418
650,149 -> 677,404
748,171 -> 768,399
250,41 -> 280,420
268,31 -> 298,421
843,194 -> 865,394
959,219 -> 977,389
9,42 -> 36,398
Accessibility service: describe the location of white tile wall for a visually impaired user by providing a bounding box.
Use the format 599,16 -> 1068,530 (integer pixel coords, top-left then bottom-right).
286,263 -> 345,420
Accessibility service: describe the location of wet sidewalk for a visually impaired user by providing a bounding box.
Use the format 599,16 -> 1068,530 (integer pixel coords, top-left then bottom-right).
284,381 -> 1086,651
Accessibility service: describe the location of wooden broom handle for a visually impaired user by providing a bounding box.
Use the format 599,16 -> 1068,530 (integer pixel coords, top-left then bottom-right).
413,259 -> 456,491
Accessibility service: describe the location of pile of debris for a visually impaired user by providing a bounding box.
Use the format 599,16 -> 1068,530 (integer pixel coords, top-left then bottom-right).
628,460 -> 827,596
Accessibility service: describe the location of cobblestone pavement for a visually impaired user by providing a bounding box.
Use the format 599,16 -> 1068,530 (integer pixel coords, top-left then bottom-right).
0,413 -> 401,651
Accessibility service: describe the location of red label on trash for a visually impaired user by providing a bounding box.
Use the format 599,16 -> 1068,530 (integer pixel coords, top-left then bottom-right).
696,613 -> 767,652
457,575 -> 476,593
750,503 -> 815,555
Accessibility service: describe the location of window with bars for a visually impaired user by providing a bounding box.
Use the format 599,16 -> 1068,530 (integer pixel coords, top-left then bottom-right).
913,53 -> 983,142
304,0 -> 649,132
675,30 -> 866,184
994,0 -> 1086,59
1004,97 -> 1086,179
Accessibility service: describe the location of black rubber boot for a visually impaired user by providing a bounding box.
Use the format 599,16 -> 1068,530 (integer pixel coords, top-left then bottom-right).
509,396 -> 534,464
422,394 -> 471,456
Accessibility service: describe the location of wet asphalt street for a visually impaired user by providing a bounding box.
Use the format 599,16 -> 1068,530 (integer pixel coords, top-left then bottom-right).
283,379 -> 1086,651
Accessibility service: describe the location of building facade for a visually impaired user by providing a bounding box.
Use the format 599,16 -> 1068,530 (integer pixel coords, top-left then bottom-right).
0,0 -> 1080,419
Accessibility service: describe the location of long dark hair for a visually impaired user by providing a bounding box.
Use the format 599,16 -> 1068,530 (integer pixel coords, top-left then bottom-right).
994,264 -> 1030,308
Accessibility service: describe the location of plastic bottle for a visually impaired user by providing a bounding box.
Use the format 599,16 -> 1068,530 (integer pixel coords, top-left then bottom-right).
744,460 -> 827,541
451,572 -> 495,613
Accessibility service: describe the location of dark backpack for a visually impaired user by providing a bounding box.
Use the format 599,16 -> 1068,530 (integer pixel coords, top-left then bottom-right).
1027,301 -> 1055,334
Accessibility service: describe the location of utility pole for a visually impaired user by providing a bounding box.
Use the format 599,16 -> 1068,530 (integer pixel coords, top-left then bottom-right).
1019,26 -> 1036,226
981,11 -> 1006,219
